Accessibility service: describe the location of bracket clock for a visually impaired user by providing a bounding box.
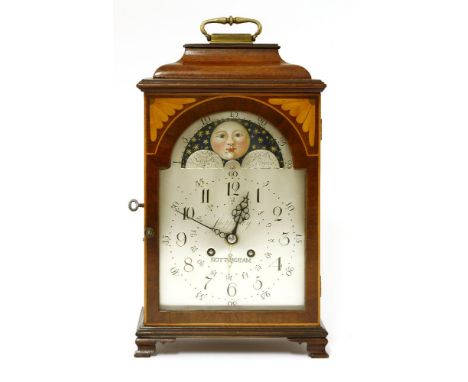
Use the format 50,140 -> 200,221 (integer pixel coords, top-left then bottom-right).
129,17 -> 328,358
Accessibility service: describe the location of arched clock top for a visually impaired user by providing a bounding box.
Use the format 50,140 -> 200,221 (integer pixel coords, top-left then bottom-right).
147,96 -> 319,169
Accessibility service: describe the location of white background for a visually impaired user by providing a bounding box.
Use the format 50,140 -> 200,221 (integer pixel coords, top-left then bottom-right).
1,0 -> 468,380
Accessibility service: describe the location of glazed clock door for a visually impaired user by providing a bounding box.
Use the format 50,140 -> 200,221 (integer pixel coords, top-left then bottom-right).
158,110 -> 306,310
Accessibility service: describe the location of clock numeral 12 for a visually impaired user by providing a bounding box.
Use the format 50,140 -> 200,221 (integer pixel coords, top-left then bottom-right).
227,182 -> 240,196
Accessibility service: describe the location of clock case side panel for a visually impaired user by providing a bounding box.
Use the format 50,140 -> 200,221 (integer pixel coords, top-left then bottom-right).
143,95 -> 159,327
143,95 -> 323,327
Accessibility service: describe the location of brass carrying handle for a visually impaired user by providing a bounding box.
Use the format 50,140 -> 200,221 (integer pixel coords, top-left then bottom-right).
200,16 -> 262,43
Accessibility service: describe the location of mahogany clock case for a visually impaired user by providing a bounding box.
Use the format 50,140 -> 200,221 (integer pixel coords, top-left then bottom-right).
134,43 -> 328,357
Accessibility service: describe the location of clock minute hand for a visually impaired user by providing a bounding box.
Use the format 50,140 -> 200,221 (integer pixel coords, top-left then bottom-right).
174,209 -> 229,239
211,217 -> 230,239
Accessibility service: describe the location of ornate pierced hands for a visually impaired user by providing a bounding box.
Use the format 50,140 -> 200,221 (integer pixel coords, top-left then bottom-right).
226,193 -> 250,244
174,209 -> 230,239
174,193 -> 250,245
212,218 -> 231,240
232,193 -> 250,233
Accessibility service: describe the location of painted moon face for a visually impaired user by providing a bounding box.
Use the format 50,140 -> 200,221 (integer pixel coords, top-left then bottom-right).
210,121 -> 250,160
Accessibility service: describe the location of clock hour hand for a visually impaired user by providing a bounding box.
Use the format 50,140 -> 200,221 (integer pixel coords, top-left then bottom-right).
226,193 -> 250,244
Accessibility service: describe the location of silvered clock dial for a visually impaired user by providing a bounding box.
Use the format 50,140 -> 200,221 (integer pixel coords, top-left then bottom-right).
159,111 -> 306,310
